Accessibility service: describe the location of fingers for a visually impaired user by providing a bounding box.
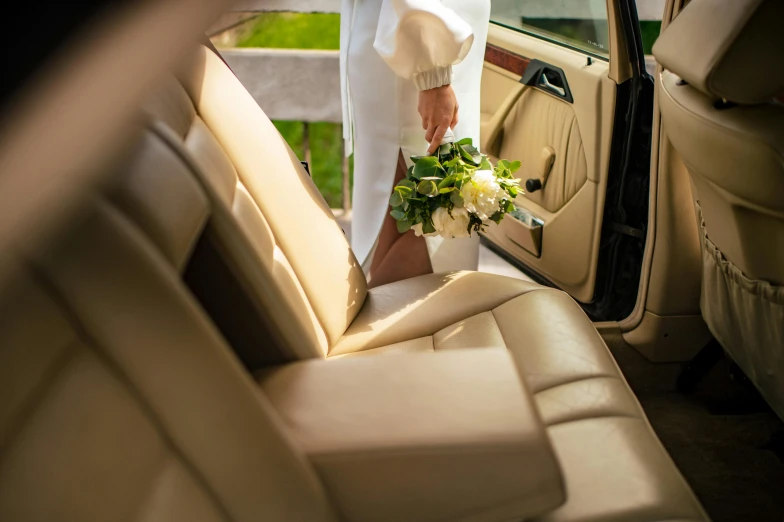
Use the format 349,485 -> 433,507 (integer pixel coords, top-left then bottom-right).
428,125 -> 447,154
425,122 -> 435,144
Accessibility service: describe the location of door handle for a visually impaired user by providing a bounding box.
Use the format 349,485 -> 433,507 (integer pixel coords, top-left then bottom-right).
539,73 -> 566,97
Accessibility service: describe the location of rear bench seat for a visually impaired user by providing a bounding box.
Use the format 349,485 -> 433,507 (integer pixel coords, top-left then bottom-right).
122,45 -> 708,521
0,44 -> 709,522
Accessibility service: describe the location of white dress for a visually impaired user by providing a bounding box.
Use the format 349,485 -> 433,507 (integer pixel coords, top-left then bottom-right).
340,0 -> 491,271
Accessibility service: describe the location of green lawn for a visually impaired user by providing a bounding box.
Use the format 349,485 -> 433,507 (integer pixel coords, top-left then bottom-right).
236,13 -> 349,208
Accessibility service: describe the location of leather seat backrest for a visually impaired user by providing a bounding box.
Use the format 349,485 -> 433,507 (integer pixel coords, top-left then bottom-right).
0,131 -> 336,520
654,0 -> 784,285
144,46 -> 368,360
653,0 -> 784,420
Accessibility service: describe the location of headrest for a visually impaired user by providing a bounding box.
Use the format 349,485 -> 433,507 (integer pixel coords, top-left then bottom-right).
653,0 -> 784,105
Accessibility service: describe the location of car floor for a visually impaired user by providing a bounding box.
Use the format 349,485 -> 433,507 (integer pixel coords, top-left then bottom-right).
605,334 -> 784,522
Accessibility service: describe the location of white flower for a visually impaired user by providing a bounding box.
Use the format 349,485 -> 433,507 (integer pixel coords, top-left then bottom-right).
460,170 -> 505,221
431,206 -> 471,239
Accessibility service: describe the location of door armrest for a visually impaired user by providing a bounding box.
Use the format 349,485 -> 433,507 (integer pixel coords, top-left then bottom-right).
256,349 -> 565,522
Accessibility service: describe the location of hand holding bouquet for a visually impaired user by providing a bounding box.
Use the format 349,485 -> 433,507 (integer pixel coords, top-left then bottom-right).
389,134 -> 523,238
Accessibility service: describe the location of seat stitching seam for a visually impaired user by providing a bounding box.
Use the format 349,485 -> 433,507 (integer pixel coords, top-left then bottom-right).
488,309 -> 511,352
544,412 -> 639,429
0,337 -> 79,468
29,254 -> 237,522
533,374 -> 621,395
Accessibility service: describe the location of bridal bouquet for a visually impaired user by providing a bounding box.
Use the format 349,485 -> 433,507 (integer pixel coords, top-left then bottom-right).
389,137 -> 522,238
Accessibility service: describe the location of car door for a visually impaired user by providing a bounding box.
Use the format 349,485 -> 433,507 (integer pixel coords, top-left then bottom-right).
479,0 -> 654,321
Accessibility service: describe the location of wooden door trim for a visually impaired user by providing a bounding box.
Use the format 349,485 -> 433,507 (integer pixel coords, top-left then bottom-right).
484,43 -> 531,76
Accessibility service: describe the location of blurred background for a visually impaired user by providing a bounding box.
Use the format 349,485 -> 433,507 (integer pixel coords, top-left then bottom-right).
210,0 -> 664,211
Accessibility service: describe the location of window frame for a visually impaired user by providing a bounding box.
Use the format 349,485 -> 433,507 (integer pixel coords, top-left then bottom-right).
489,19 -> 611,62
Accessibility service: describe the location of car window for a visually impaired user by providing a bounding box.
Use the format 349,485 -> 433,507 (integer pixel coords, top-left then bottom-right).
490,0 -> 610,58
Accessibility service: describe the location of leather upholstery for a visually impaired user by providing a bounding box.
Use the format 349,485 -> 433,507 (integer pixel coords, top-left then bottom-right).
25,43 -> 707,522
499,88 -> 588,213
331,271 -> 541,355
258,349 -> 565,522
337,277 -> 709,521
144,49 -> 367,359
178,47 -> 368,348
653,0 -> 784,104
656,1 -> 784,420
658,71 -> 784,283
0,201 -> 336,522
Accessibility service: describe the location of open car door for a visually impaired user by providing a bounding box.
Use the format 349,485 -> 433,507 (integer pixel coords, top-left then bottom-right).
480,0 -> 654,321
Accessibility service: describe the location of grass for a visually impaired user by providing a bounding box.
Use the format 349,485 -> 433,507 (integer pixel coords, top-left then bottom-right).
236,13 -> 349,208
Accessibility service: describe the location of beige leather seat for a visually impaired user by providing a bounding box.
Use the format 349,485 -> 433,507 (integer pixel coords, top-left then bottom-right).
0,198 -> 337,522
0,120 -> 707,522
654,0 -> 784,419
121,45 -> 708,521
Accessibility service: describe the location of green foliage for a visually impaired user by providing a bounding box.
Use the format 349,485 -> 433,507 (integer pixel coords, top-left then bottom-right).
272,121 -> 352,209
236,13 -> 340,50
237,14 -> 348,208
639,21 -> 662,56
390,138 -> 522,237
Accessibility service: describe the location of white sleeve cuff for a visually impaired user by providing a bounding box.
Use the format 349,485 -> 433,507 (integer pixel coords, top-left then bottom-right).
412,65 -> 453,91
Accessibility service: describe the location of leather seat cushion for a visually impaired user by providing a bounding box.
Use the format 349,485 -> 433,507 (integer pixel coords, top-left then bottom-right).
335,272 -> 709,522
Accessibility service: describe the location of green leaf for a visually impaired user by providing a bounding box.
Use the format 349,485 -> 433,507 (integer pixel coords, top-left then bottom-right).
390,209 -> 406,220
439,187 -> 455,194
489,211 -> 504,224
479,156 -> 493,170
437,174 -> 456,189
457,144 -> 474,163
443,157 -> 460,168
456,137 -> 473,146
463,144 -> 481,163
450,191 -> 464,207
413,156 -> 443,178
417,179 -> 438,197
505,200 -> 516,213
398,178 -> 416,190
389,191 -> 403,207
422,219 -> 436,234
497,159 -> 522,174
396,220 -> 412,233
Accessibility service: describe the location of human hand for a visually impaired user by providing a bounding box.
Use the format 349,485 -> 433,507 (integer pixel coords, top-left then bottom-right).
418,84 -> 459,154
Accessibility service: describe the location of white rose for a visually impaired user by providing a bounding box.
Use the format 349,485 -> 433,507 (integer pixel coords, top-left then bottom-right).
460,169 -> 505,221
432,206 -> 471,239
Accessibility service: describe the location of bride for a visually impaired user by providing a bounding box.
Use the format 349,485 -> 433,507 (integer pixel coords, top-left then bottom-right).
341,0 -> 491,287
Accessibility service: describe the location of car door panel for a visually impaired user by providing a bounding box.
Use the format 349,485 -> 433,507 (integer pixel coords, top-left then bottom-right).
481,25 -> 617,303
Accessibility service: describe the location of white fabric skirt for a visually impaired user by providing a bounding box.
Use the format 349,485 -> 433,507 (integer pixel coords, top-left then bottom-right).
342,0 -> 491,272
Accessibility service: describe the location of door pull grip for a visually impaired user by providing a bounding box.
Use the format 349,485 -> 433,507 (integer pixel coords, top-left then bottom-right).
539,73 -> 566,97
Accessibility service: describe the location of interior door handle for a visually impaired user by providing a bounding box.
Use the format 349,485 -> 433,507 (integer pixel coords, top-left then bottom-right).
539,73 -> 566,97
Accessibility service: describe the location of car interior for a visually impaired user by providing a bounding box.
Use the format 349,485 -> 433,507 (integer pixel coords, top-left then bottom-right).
0,0 -> 782,521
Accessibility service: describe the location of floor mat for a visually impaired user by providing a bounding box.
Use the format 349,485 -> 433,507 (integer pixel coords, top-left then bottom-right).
605,334 -> 784,522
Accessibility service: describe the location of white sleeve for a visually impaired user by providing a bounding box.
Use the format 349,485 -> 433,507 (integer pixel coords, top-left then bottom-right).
373,0 -> 474,91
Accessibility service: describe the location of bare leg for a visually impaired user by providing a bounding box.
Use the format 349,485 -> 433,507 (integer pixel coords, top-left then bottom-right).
368,150 -> 433,288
